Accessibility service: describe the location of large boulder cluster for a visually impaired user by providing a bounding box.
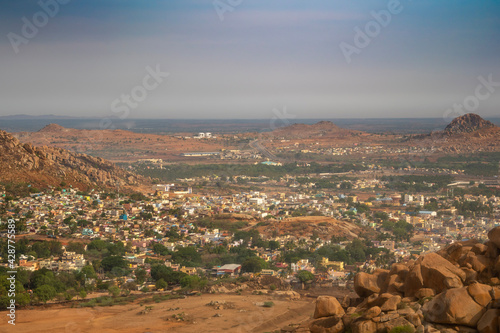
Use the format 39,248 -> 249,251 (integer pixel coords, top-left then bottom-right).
309,226 -> 500,333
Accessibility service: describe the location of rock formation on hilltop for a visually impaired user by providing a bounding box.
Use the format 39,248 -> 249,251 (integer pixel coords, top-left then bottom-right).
445,113 -> 496,135
0,129 -> 144,190
307,226 -> 500,333
405,113 -> 499,153
37,123 -> 68,133
270,121 -> 361,139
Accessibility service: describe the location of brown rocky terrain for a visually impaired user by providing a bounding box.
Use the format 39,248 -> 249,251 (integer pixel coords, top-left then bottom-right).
444,113 -> 496,135
0,129 -> 145,191
255,216 -> 375,241
0,275 -> 318,333
407,114 -> 500,154
306,226 -> 500,333
0,292 -> 314,333
268,121 -> 365,140
14,124 -> 231,163
11,115 -> 500,167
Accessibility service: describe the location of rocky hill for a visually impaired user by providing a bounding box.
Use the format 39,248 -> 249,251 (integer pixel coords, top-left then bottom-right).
269,121 -> 363,139
405,114 -> 499,153
445,113 -> 496,135
0,129 -> 145,190
306,226 -> 500,333
256,216 -> 375,241
37,123 -> 68,133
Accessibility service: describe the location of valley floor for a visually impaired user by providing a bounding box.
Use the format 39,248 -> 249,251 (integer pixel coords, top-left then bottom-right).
0,292 -> 316,333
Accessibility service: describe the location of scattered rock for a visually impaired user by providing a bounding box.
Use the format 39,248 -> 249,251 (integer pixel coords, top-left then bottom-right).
351,319 -> 377,333
467,283 -> 492,307
476,309 -> 500,333
379,316 -> 415,333
309,316 -> 344,333
314,296 -> 345,319
487,226 -> 500,248
273,290 -> 300,300
378,294 -> 401,312
419,253 -> 466,293
363,306 -> 381,319
414,288 -> 435,300
423,287 -> 486,327
354,270 -> 389,297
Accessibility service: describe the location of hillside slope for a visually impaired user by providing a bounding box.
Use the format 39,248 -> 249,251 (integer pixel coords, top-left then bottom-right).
269,121 -> 364,139
0,129 -> 145,190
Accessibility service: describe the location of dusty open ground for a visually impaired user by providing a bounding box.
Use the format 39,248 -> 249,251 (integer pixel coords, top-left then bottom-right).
0,292 -> 316,333
255,216 -> 377,241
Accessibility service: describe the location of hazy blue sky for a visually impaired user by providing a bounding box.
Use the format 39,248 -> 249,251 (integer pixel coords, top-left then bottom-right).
1,0 -> 499,119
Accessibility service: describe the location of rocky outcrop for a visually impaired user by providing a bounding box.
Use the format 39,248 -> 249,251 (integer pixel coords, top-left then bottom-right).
353,269 -> 389,297
407,113 -> 500,154
314,296 -> 345,319
444,113 -> 496,135
308,226 -> 500,333
38,123 -> 68,133
488,227 -> 500,248
477,309 -> 500,333
0,129 -> 145,190
418,253 -> 466,293
268,121 -> 361,140
309,315 -> 344,333
422,285 -> 487,326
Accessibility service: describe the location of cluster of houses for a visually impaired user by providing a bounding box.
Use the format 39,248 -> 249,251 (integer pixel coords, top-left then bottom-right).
1,176 -> 499,289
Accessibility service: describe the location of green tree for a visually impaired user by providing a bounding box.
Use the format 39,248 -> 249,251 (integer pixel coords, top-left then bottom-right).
296,270 -> 315,283
100,256 -> 128,272
241,257 -> 266,273
80,265 -> 97,279
165,227 -> 182,241
155,278 -> 168,290
0,274 -> 30,307
150,264 -> 186,284
34,285 -> 57,304
152,243 -> 170,256
180,275 -> 205,289
87,239 -> 108,252
108,285 -> 121,297
171,246 -> 202,266
268,240 -> 280,251
135,268 -> 147,284
66,242 -> 86,254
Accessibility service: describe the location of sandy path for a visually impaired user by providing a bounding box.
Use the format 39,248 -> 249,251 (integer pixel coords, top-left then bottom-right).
0,293 -> 315,333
